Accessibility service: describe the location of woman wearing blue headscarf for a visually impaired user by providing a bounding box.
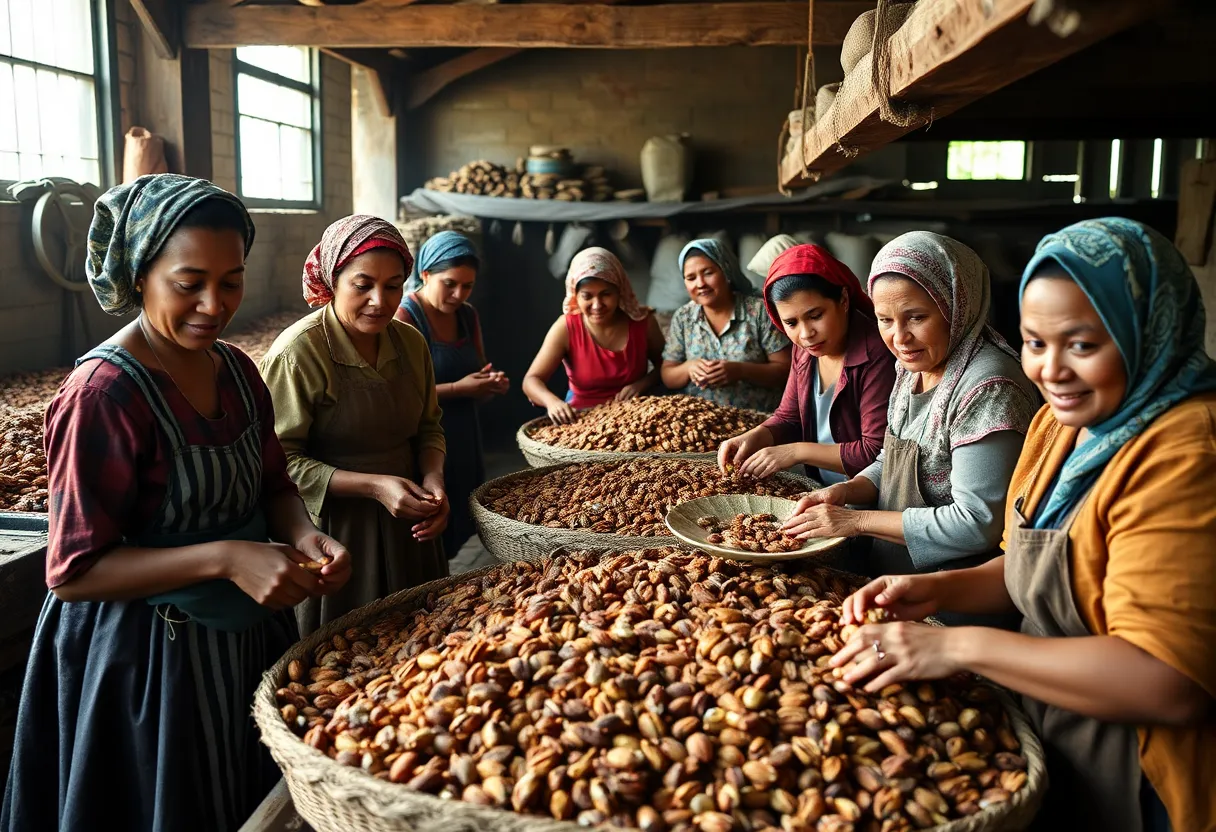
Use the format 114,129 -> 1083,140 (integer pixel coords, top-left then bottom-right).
824,219 -> 1216,832
660,238 -> 791,411
395,231 -> 507,559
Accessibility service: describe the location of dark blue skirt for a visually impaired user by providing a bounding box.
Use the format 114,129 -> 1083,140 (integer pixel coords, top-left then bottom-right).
2,594 -> 296,832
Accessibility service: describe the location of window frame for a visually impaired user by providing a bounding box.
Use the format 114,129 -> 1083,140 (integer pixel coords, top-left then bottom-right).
232,47 -> 323,211
0,0 -> 118,193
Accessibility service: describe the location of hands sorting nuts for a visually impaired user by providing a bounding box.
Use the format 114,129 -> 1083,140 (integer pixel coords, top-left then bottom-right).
277,549 -> 1029,832
530,396 -> 766,454
480,460 -> 807,537
697,515 -> 803,554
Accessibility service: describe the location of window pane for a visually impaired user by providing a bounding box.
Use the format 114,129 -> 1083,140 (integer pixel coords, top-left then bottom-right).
32,0 -> 58,67
0,151 -> 18,180
946,141 -> 1025,181
236,46 -> 310,84
0,63 -> 16,152
237,73 -> 311,129
279,125 -> 313,202
0,1 -> 11,57
7,0 -> 35,63
239,115 -> 284,199
51,0 -> 94,75
13,63 -> 40,152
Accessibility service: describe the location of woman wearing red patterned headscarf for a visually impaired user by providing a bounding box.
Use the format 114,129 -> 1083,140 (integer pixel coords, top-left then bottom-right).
718,244 -> 895,487
260,215 -> 448,634
523,247 -> 665,424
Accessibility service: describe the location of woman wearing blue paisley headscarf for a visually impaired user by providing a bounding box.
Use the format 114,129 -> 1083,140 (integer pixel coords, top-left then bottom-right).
2,174 -> 351,832
394,230 -> 507,558
825,219 -> 1216,832
660,238 -> 790,410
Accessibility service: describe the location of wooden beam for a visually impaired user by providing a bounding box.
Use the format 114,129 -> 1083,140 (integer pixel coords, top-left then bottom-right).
129,0 -> 179,59
780,0 -> 1161,188
406,48 -> 521,110
320,48 -> 400,117
184,1 -> 870,48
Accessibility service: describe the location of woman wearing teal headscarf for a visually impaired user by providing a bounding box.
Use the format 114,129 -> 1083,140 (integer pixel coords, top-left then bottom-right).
822,219 -> 1216,832
660,238 -> 790,410
395,230 -> 507,559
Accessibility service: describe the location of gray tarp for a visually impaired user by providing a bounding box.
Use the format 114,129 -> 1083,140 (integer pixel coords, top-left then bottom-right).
402,176 -> 891,222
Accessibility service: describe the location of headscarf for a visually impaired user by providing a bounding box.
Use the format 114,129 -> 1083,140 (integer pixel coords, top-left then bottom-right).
678,238 -> 754,296
406,230 -> 479,293
562,247 -> 648,321
762,243 -> 873,331
869,232 -> 1038,504
86,174 -> 255,316
747,233 -> 799,277
1021,218 -> 1216,528
302,215 -> 413,308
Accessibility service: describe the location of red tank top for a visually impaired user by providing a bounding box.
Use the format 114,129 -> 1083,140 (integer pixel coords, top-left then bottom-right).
563,313 -> 649,409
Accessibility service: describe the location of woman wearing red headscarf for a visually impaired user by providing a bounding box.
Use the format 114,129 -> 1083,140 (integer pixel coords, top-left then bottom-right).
260,215 -> 448,634
718,244 -> 895,486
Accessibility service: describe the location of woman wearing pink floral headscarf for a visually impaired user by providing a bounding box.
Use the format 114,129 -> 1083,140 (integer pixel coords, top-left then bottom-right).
523,247 -> 665,423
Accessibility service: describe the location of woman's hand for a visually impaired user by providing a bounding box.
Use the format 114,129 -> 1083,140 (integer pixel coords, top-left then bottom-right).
695,360 -> 731,388
614,380 -> 648,402
781,492 -> 863,539
411,476 -> 450,542
455,365 -> 509,398
738,444 -> 800,479
223,541 -> 324,609
372,475 -> 443,520
829,621 -> 966,693
546,399 -> 577,425
291,530 -> 352,595
839,574 -> 943,625
717,430 -> 769,474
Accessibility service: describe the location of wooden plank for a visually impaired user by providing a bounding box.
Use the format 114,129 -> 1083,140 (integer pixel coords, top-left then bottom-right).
406,48 -> 521,110
1176,160 -> 1216,267
780,0 -> 1161,188
129,0 -> 179,60
184,1 -> 870,48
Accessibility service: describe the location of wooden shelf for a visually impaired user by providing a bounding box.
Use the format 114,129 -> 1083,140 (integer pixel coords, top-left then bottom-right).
780,0 -> 1160,189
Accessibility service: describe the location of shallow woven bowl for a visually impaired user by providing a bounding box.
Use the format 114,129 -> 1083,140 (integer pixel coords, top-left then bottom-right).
665,494 -> 846,562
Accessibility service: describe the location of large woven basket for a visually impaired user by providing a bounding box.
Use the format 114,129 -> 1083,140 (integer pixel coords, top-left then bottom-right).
254,562 -> 1047,832
469,461 -> 822,563
515,410 -> 768,469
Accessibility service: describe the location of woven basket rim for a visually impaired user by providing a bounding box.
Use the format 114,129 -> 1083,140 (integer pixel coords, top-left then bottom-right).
255,555 -> 1046,832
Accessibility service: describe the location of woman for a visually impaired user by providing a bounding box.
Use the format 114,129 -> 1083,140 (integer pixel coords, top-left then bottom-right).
829,219 -> 1216,832
261,215 -> 448,635
784,232 -> 1039,579
717,244 -> 893,486
660,238 -> 791,411
2,174 -> 351,832
523,247 -> 664,424
394,230 -> 507,560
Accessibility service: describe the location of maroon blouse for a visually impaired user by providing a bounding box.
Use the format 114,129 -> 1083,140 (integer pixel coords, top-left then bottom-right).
762,308 -> 895,477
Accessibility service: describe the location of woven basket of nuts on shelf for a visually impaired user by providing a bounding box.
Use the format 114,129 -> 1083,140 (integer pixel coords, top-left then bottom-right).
469,459 -> 821,564
517,396 -> 769,468
254,549 -> 1046,832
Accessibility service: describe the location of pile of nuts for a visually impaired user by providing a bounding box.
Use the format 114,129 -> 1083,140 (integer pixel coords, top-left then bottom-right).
697,515 -> 803,554
0,406 -> 48,512
530,397 -> 766,455
480,460 -> 807,537
277,549 -> 1029,832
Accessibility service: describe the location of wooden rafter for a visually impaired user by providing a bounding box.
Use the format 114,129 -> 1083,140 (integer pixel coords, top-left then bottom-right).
183,1 -> 871,49
320,48 -> 401,116
406,48 -> 522,110
129,0 -> 179,59
779,0 -> 1162,188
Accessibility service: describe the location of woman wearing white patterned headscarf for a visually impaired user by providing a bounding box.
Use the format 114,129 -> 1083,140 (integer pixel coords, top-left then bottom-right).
784,232 -> 1039,592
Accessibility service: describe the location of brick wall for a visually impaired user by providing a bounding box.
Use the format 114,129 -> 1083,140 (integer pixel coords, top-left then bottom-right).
0,27 -> 354,374
407,47 -> 903,193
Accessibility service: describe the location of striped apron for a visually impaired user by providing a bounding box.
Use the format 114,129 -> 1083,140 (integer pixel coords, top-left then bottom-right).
2,343 -> 296,832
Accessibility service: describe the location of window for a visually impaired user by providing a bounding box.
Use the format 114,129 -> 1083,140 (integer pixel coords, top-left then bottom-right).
945,141 -> 1026,181
0,0 -> 101,185
234,46 -> 320,207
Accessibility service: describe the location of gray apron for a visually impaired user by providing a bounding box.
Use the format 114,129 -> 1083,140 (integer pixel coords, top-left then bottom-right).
864,430 -> 1020,629
1004,495 -> 1145,831
295,324 -> 447,635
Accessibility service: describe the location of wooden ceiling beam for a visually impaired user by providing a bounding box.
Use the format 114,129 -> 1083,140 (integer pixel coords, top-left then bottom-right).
183,1 -> 871,49
129,0 -> 179,59
406,48 -> 521,110
320,48 -> 401,116
780,0 -> 1162,188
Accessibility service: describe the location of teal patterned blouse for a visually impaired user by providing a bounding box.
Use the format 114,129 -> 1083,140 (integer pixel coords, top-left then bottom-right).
662,294 -> 789,411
